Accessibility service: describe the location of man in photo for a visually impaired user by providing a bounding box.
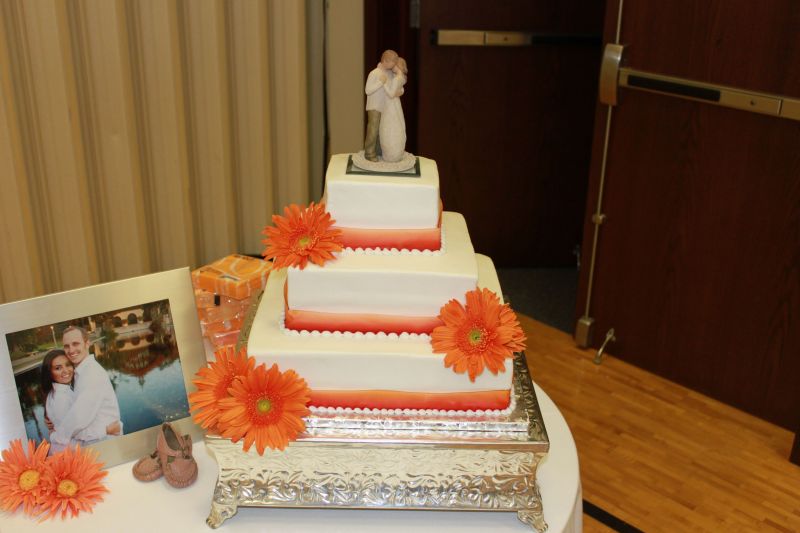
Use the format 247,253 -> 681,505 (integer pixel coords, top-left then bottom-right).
47,325 -> 122,448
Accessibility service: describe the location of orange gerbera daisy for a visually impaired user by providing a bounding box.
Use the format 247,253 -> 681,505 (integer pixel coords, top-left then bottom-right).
262,202 -> 343,270
217,363 -> 311,454
188,346 -> 255,433
0,439 -> 50,516
431,288 -> 526,382
38,445 -> 107,521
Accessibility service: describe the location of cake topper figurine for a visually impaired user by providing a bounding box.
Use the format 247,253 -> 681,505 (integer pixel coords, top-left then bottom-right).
353,49 -> 416,172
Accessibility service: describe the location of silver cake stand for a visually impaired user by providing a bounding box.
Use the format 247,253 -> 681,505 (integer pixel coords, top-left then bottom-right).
205,294 -> 550,531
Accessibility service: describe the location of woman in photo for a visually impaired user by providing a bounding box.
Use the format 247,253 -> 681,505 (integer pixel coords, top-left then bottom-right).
39,349 -> 120,453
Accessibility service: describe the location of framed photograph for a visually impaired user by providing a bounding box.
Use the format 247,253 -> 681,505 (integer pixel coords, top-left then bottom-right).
0,268 -> 206,467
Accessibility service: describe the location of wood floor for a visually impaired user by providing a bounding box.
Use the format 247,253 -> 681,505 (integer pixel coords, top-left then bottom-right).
519,315 -> 800,532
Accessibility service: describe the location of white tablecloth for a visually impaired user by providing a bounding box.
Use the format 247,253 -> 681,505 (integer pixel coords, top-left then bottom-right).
0,384 -> 581,532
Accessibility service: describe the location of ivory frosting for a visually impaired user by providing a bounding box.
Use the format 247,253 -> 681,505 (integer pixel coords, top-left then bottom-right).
324,153 -> 440,229
247,254 -> 511,396
287,212 -> 474,316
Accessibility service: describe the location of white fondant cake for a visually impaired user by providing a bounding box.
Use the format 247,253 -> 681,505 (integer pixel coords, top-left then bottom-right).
248,255 -> 511,393
248,154 -> 521,411
324,153 -> 440,229
287,212 -> 474,316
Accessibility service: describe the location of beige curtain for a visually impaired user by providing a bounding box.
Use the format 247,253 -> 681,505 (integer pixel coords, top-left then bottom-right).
0,0 -> 313,304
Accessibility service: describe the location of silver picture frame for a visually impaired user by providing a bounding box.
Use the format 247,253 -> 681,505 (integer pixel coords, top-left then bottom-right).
0,267 -> 205,467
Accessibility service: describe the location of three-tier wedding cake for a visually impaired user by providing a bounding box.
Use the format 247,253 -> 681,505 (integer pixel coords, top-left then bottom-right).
247,153 -> 523,413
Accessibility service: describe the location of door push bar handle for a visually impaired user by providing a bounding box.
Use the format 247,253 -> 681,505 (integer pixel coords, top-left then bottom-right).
599,44 -> 800,121
432,29 -> 601,47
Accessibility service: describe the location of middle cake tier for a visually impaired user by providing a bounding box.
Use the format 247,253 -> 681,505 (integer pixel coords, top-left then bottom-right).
285,211 -> 477,334
248,253 -> 513,411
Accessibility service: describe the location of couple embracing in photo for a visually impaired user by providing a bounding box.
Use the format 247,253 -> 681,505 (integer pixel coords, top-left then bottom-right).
39,326 -> 122,453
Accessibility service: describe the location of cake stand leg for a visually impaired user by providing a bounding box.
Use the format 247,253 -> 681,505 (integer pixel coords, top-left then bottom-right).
516,480 -> 547,532
206,480 -> 239,529
517,509 -> 548,532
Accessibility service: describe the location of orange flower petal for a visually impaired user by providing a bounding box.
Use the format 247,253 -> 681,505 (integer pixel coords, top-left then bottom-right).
0,439 -> 50,516
189,346 -> 254,433
38,445 -> 108,521
262,202 -> 343,270
431,288 -> 526,382
215,363 -> 311,455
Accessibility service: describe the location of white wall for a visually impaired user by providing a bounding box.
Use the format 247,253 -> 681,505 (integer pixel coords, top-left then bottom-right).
325,0 -> 364,157
307,0 -> 325,197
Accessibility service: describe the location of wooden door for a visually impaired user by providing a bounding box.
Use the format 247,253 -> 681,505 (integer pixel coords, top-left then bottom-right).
577,0 -> 800,430
365,1 -> 604,266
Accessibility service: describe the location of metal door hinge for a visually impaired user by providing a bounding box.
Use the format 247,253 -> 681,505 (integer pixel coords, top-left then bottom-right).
591,213 -> 607,225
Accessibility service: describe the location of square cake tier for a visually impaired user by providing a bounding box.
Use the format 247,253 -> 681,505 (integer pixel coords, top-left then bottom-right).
287,212 -> 475,317
324,154 -> 440,229
247,254 -> 512,410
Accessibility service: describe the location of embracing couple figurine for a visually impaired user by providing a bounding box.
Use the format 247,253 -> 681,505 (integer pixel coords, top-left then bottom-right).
363,49 -> 408,163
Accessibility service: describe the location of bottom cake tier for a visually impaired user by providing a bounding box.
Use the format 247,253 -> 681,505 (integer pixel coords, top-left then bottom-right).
205,351 -> 549,532
245,257 -> 514,411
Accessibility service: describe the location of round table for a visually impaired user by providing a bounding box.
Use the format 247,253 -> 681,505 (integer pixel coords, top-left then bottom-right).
0,384 -> 581,532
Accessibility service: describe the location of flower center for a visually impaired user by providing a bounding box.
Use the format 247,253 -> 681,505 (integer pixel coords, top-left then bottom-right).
18,469 -> 40,491
256,398 -> 272,414
467,328 -> 484,345
57,479 -> 78,497
296,235 -> 312,248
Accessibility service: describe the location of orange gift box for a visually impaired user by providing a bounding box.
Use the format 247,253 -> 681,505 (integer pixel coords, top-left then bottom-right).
191,254 -> 272,300
194,289 -> 217,309
201,316 -> 244,336
196,293 -> 256,323
208,328 -> 240,349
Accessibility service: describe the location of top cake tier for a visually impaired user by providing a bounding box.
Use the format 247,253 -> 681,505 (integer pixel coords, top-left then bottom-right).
324,154 -> 440,230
